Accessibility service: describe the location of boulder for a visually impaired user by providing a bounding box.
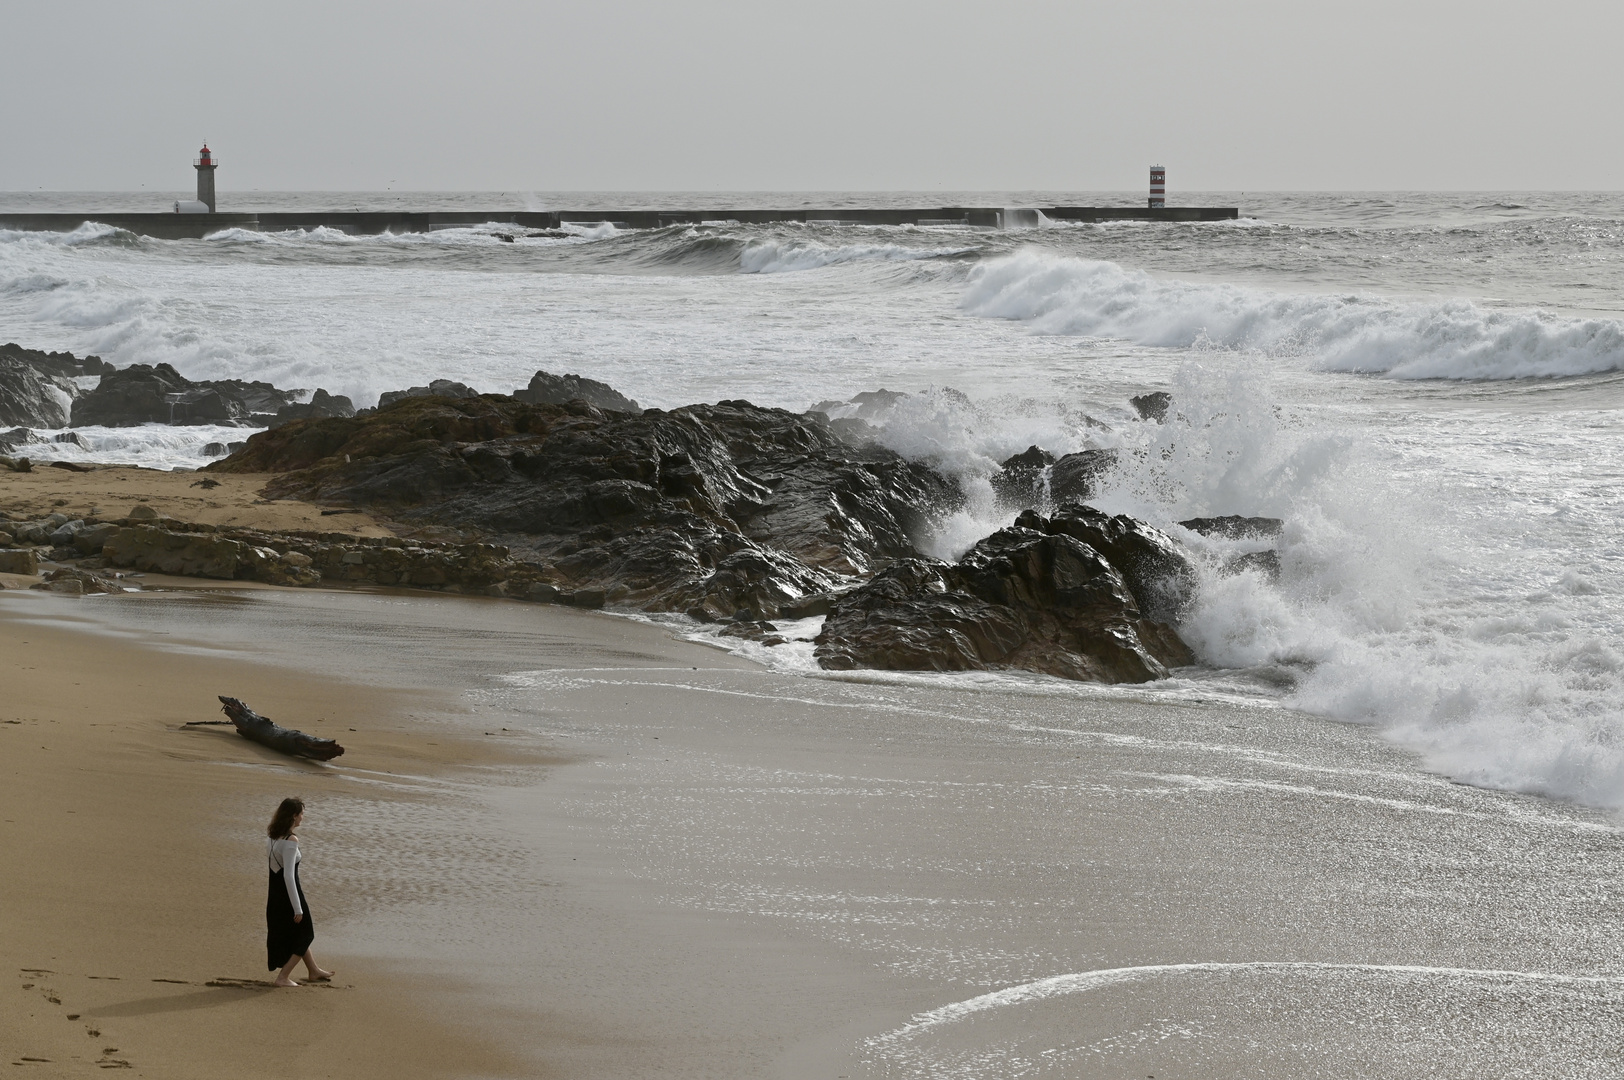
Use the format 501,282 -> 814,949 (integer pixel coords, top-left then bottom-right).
990,445 -> 1055,509
31,567 -> 126,594
514,370 -> 640,413
815,515 -> 1194,684
102,525 -> 245,579
1048,449 -> 1117,504
377,379 -> 481,409
0,427 -> 42,453
1131,391 -> 1172,422
72,522 -> 121,555
1035,505 -> 1196,623
0,549 -> 40,575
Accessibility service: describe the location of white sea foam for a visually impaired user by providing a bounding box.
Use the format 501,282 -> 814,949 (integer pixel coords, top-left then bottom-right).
964,247 -> 1624,380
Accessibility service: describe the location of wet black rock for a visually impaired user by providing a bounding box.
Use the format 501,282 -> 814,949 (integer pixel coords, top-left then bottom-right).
814,507 -> 1196,684
376,379 -> 481,409
209,393 -> 959,619
1178,515 -> 1284,540
1048,449 -> 1118,504
514,370 -> 641,413
0,342 -> 111,379
1131,391 -> 1172,422
990,446 -> 1055,508
1,427 -> 45,453
1223,549 -> 1281,580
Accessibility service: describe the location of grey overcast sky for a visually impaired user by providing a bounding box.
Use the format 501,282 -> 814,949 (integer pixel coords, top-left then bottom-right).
4,0 -> 1620,191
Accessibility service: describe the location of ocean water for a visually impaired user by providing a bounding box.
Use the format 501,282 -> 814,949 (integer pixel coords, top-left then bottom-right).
4,191 -> 1624,814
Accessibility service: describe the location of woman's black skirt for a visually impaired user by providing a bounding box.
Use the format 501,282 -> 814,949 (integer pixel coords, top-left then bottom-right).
266,867 -> 315,971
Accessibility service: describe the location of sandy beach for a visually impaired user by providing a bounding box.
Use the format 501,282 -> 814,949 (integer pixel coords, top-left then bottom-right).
6,482 -> 1624,1078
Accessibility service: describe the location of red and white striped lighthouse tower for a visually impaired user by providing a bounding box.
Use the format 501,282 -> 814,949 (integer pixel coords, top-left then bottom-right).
194,144 -> 218,213
1148,165 -> 1166,209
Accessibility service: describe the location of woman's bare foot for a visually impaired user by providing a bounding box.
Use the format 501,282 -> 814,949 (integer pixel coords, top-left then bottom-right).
274,976 -> 299,987
306,966 -> 334,981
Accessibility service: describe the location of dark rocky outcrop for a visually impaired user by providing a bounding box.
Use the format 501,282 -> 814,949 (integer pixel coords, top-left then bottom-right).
0,354 -> 75,428
273,389 -> 355,426
376,379 -> 480,409
991,446 -> 1120,510
71,363 -> 248,426
67,362 -> 330,430
1049,449 -> 1118,504
514,370 -> 641,413
1131,391 -> 1172,422
208,394 -> 960,620
1178,516 -> 1284,540
991,446 -> 1055,508
1,343 -> 111,379
814,506 -> 1195,683
203,379 -> 301,417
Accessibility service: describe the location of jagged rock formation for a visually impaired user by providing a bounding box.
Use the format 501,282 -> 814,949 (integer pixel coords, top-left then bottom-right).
514,370 -> 641,413
991,446 -> 1119,510
68,362 -> 331,428
814,505 -> 1195,683
0,349 -> 79,428
273,388 -> 356,425
1178,516 -> 1284,540
376,379 -> 480,409
209,394 -> 959,620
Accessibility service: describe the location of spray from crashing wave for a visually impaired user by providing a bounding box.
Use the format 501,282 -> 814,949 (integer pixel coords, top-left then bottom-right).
840,357 -> 1624,811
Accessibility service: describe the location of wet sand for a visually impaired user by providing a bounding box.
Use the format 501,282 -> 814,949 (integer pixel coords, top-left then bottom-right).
5,584 -> 1624,1078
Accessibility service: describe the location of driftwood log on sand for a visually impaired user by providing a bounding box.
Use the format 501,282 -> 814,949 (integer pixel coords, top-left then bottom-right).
217,696 -> 345,761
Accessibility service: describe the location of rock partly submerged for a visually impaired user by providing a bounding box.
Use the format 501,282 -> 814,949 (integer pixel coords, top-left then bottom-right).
814,505 -> 1195,683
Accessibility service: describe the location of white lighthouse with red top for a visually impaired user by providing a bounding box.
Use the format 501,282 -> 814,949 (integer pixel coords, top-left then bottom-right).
194,145 -> 218,212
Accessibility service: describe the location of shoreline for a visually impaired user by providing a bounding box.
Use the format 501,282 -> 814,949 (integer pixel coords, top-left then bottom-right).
7,579 -> 1624,1077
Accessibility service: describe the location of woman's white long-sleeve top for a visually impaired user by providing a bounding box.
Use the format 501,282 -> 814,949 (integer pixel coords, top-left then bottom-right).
268,836 -> 303,916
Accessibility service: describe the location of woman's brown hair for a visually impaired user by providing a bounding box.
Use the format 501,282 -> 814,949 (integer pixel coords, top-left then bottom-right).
268,797 -> 304,840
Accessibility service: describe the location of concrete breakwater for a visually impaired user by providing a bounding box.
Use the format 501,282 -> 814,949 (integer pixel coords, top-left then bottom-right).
0,205 -> 1238,239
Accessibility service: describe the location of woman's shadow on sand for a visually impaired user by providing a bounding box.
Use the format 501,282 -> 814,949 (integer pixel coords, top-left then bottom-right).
93,977 -> 336,1017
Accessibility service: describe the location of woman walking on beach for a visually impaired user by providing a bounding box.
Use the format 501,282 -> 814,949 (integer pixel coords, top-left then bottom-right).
266,797 -> 334,987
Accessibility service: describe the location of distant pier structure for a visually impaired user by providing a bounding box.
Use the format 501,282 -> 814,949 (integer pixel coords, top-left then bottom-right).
8,154 -> 1238,236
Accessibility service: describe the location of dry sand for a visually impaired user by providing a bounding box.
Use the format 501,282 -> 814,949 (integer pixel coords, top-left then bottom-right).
0,465 -> 394,537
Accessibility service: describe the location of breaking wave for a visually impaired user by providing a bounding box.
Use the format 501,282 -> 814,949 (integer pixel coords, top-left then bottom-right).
964,248 -> 1624,380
